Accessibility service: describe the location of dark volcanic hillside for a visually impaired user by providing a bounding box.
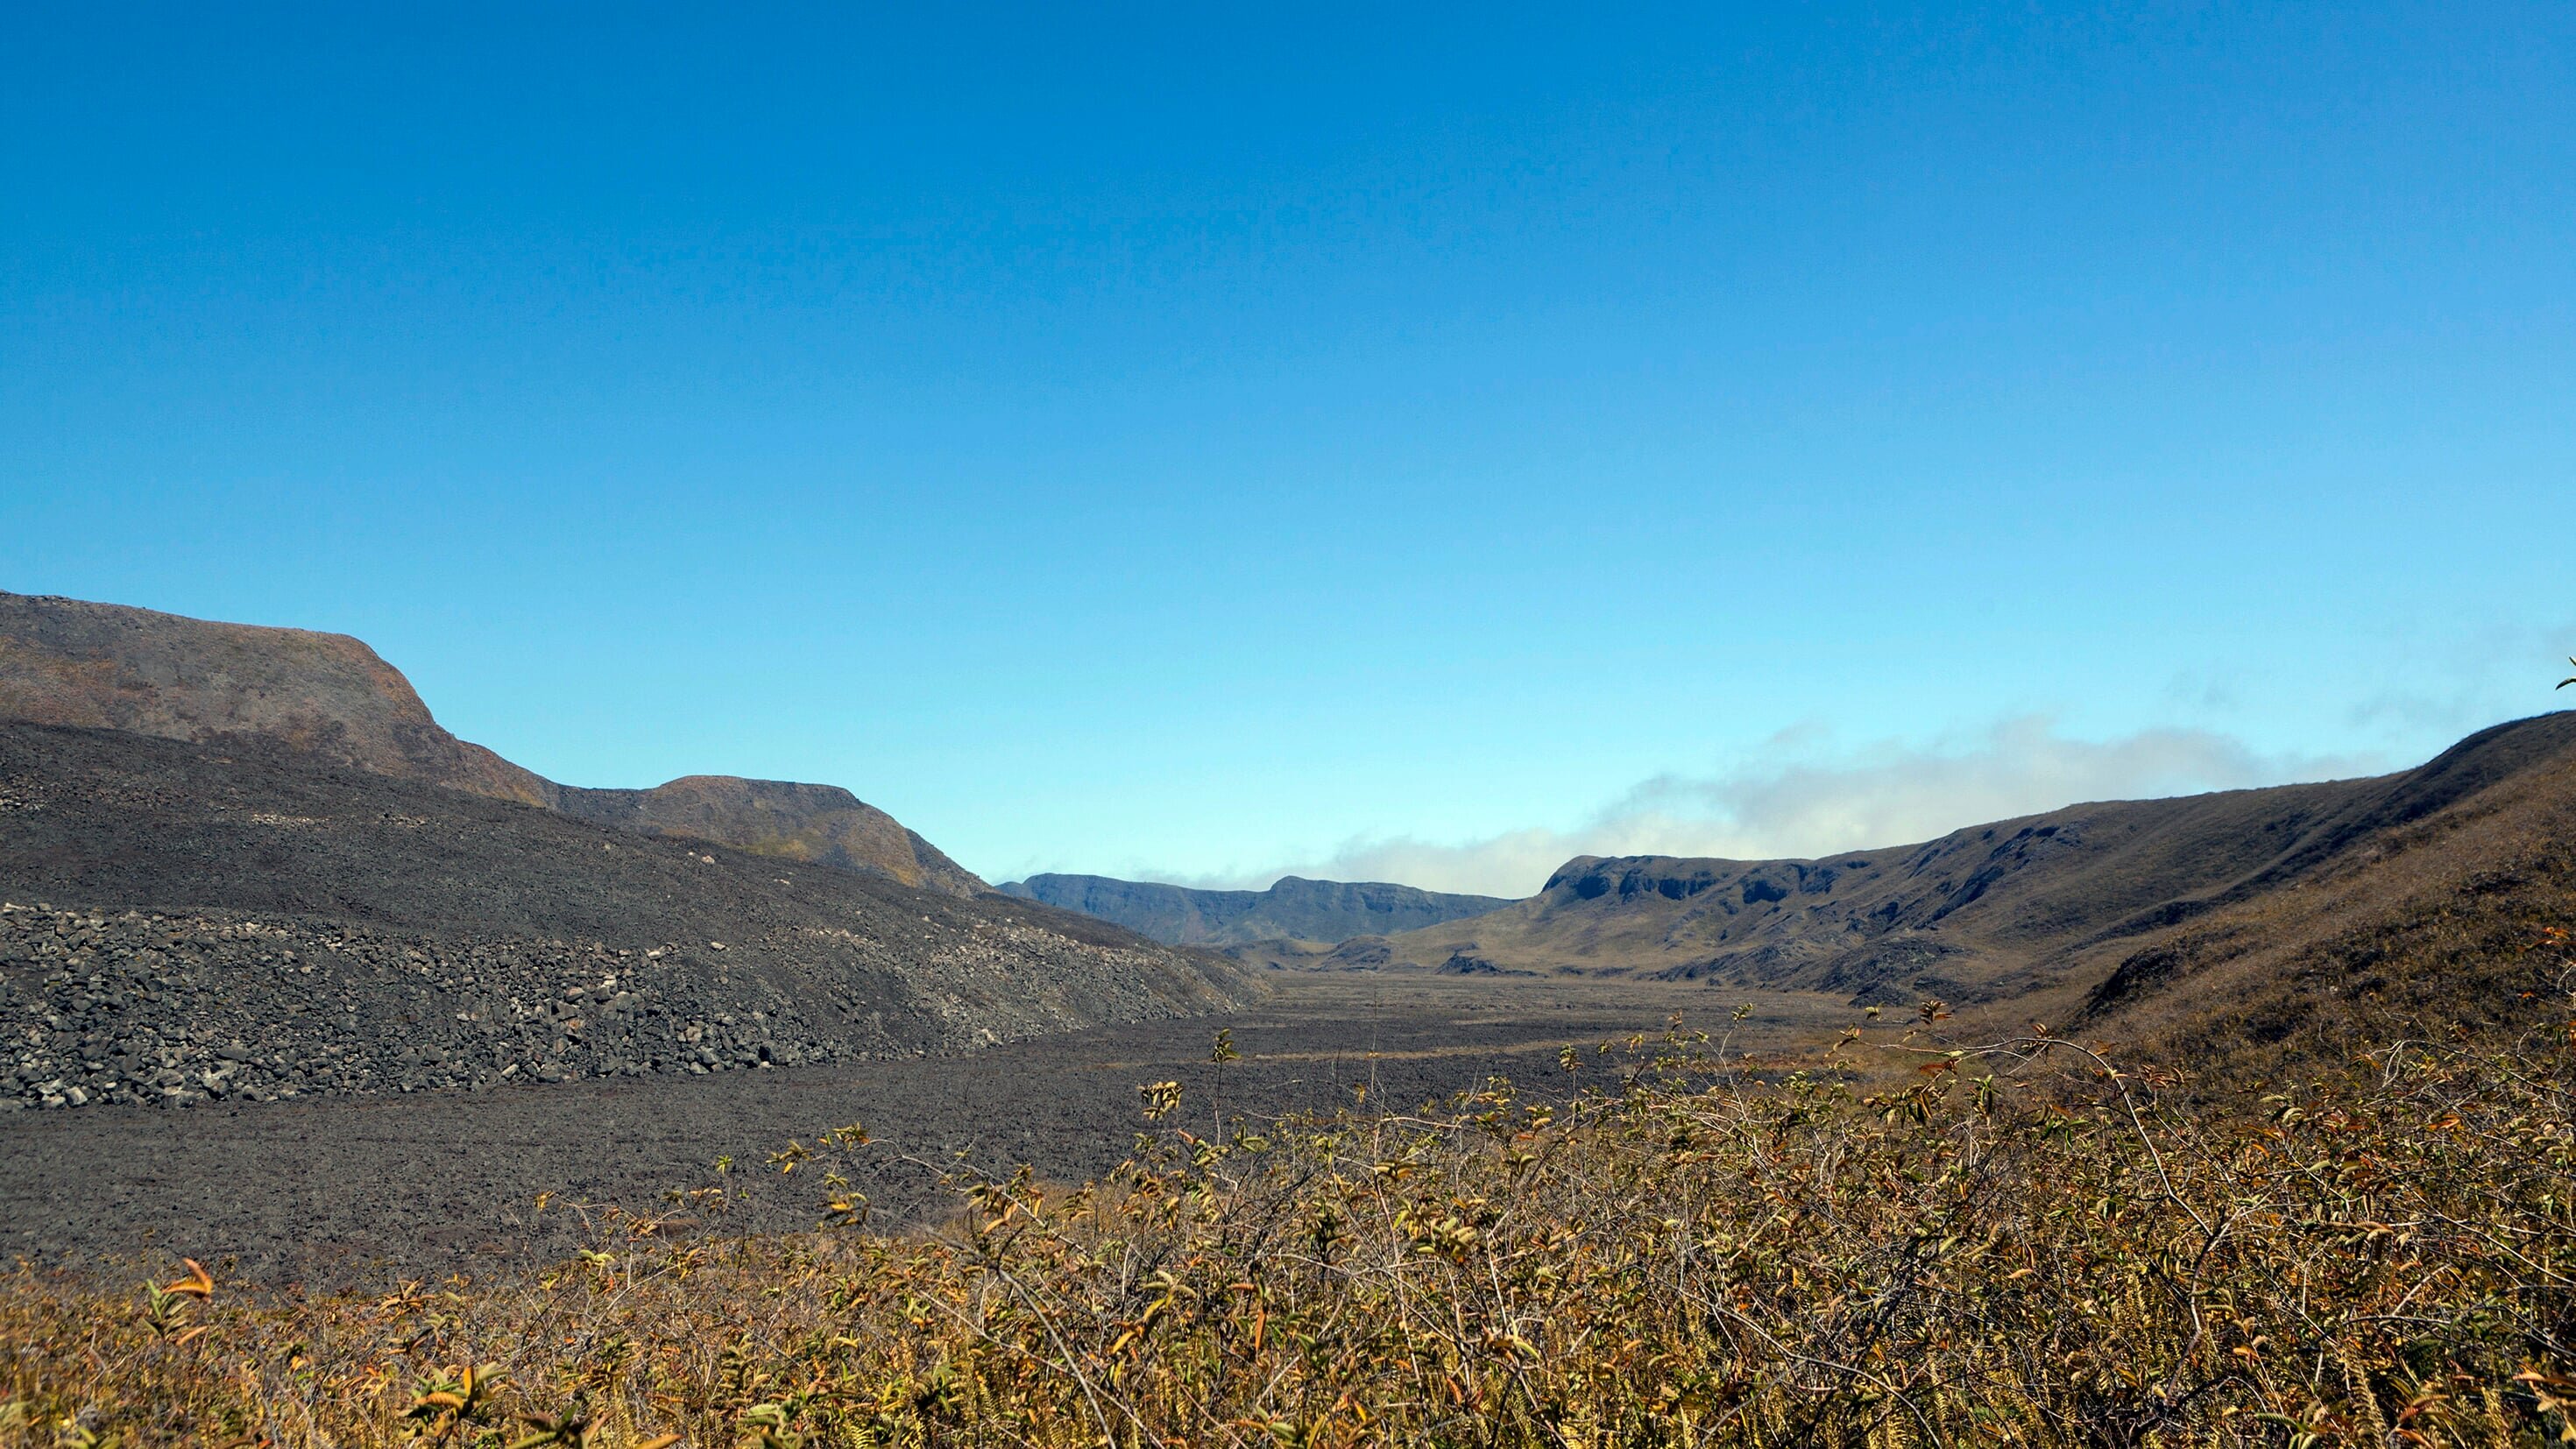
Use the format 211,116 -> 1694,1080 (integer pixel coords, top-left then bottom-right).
554,777 -> 984,896
0,590 -> 554,805
997,873 -> 1517,945
0,722 -> 1250,1113
1365,713 -> 2576,1028
0,590 -> 984,894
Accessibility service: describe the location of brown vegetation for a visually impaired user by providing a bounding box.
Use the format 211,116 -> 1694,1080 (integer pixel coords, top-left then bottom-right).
8,952 -> 2576,1446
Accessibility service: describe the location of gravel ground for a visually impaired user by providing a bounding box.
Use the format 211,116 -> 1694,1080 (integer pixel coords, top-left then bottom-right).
0,976 -> 1840,1288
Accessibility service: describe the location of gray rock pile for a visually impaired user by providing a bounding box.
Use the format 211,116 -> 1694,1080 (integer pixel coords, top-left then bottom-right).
0,720 -> 1255,1113
0,900 -> 1227,1110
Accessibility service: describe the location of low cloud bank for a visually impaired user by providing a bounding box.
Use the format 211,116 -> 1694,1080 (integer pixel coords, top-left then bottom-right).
1234,717 -> 2384,899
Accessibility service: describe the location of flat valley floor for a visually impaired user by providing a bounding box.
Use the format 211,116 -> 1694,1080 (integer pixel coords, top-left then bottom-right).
0,976 -> 1851,1287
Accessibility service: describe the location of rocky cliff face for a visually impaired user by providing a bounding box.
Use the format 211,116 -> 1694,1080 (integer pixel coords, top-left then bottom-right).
0,591 -> 987,895
996,873 -> 1517,945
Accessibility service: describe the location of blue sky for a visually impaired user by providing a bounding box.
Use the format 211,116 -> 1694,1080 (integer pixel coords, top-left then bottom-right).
4,4 -> 2571,894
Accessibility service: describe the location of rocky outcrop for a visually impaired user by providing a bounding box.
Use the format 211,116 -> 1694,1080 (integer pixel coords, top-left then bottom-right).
997,873 -> 1516,945
0,591 -> 987,895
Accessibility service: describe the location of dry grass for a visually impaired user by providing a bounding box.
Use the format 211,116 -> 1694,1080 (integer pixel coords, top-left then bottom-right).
8,969 -> 2576,1446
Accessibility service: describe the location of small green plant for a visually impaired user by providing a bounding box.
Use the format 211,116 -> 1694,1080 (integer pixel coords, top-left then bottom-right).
137,1260 -> 212,1347
1209,1026 -> 1242,1136
402,1361 -> 505,1443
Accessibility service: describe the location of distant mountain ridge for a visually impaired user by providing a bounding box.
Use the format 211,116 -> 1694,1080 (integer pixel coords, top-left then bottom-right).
1336,711 -> 2576,1062
997,873 -> 1517,945
0,590 -> 982,894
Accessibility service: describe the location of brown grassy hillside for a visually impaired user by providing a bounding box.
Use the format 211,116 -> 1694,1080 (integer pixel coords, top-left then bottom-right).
11,694 -> 2576,1440
1357,715 -> 2576,1031
2070,718 -> 2576,1077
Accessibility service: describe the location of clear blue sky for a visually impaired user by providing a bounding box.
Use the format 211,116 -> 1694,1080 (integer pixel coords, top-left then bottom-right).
5,4 -> 2571,894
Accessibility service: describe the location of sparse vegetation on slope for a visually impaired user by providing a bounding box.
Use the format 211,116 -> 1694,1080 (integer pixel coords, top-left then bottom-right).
9,952 -> 2576,1446
1368,714 -> 2576,1021
2080,728 -> 2576,1086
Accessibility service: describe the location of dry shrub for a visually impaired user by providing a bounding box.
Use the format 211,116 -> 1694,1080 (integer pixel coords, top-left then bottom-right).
6,994 -> 2576,1446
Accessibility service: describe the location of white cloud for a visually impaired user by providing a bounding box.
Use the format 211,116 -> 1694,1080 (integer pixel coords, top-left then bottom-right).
1208,716 -> 2388,899
2346,617 -> 2576,739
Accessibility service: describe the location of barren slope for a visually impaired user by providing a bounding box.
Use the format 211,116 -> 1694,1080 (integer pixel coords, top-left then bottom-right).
0,590 -> 551,805
0,722 -> 1250,1113
0,590 -> 984,894
556,777 -> 984,895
